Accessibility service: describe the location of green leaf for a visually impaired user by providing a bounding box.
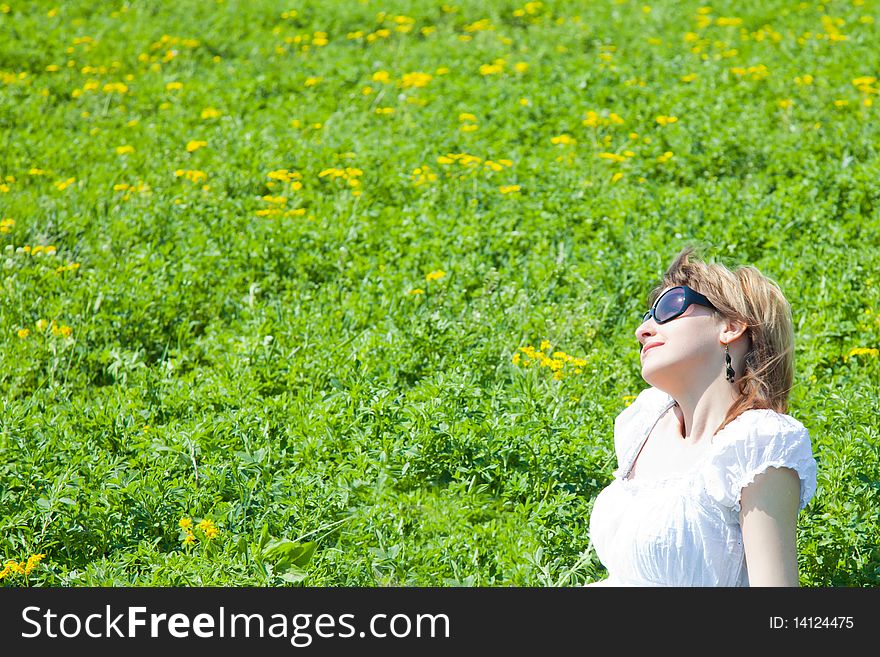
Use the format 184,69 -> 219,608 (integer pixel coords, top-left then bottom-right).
261,539 -> 316,568
258,522 -> 271,550
279,567 -> 308,584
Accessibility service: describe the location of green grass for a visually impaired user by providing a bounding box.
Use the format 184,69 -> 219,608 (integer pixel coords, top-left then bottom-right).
1,0 -> 878,587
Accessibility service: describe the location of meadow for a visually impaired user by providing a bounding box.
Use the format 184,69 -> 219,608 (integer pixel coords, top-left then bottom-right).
0,0 -> 878,587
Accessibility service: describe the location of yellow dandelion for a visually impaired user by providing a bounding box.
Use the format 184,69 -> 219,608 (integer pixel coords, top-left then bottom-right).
17,328 -> 30,339
196,518 -> 216,532
425,270 -> 446,282
116,145 -> 135,155
400,72 -> 432,88
844,347 -> 878,361
103,82 -> 128,94
200,107 -> 221,119
656,115 -> 678,126
499,185 -> 521,194
186,140 -> 207,153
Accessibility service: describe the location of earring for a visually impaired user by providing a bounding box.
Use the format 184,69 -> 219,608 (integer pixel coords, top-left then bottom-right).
724,344 -> 735,382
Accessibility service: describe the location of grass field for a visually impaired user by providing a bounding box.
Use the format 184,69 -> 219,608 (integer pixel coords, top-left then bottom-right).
1,0 -> 878,587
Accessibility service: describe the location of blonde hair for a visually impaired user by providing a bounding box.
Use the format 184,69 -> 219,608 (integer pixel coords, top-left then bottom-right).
648,246 -> 796,433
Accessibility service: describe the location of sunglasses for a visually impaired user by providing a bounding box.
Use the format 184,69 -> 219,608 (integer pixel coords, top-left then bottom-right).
642,285 -> 717,324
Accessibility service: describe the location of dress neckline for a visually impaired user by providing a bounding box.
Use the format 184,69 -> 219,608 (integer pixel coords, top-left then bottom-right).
620,396 -> 757,485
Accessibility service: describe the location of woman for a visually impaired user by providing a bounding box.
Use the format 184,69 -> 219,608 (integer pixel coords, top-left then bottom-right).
585,246 -> 817,586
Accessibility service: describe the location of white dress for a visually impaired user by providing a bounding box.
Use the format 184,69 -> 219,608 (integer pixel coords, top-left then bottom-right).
588,386 -> 818,586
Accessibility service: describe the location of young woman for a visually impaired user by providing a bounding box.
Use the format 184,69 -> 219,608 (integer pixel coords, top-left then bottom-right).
585,246 -> 817,586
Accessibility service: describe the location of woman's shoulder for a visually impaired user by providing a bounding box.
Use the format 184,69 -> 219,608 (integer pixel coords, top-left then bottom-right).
717,407 -> 811,446
706,407 -> 817,511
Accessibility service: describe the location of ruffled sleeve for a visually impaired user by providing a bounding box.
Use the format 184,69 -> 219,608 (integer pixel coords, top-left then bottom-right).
704,409 -> 818,513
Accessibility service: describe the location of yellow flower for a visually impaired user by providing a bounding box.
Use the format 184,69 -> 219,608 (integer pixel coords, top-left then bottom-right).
551,134 -> 576,145
196,518 -> 216,532
499,185 -> 521,194
166,81 -> 183,91
183,532 -> 197,546
656,115 -> 678,126
103,82 -> 128,94
844,347 -> 878,361
408,288 -> 424,295
372,70 -> 391,83
851,76 -> 876,87
186,140 -> 207,153
179,517 -> 193,529
204,526 -> 220,540
116,145 -> 135,155
540,340 -> 551,352
611,172 -> 624,183
304,76 -> 322,87
400,72 -> 432,88
24,554 -> 45,575
17,328 -> 30,339
200,107 -> 221,119
425,270 -> 446,282
54,177 -> 76,191
175,169 -> 208,183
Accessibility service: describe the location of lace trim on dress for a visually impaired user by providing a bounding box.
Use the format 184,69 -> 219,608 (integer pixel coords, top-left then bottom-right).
731,456 -> 819,513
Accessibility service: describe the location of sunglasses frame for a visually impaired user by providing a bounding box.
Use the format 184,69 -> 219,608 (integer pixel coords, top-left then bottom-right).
643,285 -> 717,324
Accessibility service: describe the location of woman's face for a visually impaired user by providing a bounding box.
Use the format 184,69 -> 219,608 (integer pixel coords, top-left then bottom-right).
634,287 -> 722,390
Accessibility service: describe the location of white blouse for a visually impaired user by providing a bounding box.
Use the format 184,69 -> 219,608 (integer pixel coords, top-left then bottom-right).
588,386 -> 818,586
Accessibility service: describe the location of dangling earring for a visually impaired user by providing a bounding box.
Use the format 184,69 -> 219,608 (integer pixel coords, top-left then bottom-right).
724,343 -> 735,382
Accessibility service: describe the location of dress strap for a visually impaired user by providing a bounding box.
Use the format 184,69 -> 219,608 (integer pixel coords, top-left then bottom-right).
622,398 -> 677,480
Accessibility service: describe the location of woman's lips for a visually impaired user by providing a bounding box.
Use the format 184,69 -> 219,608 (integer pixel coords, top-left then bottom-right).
641,343 -> 662,355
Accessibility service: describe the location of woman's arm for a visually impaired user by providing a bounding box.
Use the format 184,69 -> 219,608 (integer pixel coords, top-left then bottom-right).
739,466 -> 802,587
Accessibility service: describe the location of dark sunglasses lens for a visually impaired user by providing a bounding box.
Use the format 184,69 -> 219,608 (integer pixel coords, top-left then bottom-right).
655,288 -> 686,323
